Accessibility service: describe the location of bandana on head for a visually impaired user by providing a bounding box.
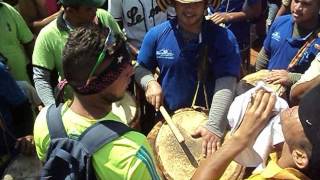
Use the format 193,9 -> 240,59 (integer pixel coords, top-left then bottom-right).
74,51 -> 131,95
54,33 -> 131,105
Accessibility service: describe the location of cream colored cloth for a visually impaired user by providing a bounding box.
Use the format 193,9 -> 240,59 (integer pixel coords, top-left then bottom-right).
292,53 -> 320,89
227,82 -> 287,167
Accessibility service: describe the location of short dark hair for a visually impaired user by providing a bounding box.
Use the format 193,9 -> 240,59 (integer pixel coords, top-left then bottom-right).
62,26 -> 108,88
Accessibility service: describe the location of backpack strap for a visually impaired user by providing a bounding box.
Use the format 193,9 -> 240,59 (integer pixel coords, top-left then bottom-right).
46,104 -> 68,139
79,120 -> 132,154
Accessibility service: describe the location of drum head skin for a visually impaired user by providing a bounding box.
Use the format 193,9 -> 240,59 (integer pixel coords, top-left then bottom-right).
239,70 -> 286,96
155,108 -> 207,180
149,108 -> 245,180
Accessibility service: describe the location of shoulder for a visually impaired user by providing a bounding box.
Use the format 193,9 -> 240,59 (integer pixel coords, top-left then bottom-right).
34,106 -> 51,161
147,20 -> 174,38
35,19 -> 61,45
96,8 -> 114,19
205,21 -> 238,44
38,19 -> 60,37
272,15 -> 292,27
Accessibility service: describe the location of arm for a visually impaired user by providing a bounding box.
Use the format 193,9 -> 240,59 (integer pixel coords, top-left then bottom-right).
290,75 -> 320,105
134,63 -> 163,111
275,0 -> 291,18
208,0 -> 261,24
30,10 -> 61,34
191,77 -> 237,157
255,47 -> 270,71
192,90 -> 276,180
33,67 -> 55,106
206,77 -> 237,137
29,0 -> 61,34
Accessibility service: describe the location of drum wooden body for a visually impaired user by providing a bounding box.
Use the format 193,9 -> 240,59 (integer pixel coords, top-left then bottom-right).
112,92 -> 141,130
147,108 -> 245,180
2,154 -> 41,180
239,70 -> 286,96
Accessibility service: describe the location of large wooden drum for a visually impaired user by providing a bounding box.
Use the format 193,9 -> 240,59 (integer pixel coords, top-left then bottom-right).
148,108 -> 245,180
238,70 -> 286,96
112,92 -> 141,130
2,154 -> 42,180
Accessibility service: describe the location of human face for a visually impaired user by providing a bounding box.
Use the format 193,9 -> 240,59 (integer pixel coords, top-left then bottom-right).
280,106 -> 307,150
174,1 -> 207,32
100,63 -> 134,103
70,6 -> 97,27
291,0 -> 320,27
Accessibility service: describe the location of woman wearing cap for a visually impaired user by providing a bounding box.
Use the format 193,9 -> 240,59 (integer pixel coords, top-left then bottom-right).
135,0 -> 241,157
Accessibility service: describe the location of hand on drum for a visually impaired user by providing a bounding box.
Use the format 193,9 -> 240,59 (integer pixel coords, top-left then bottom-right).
145,80 -> 163,111
234,89 -> 276,140
15,135 -> 35,155
265,70 -> 290,86
207,12 -> 230,25
191,126 -> 221,158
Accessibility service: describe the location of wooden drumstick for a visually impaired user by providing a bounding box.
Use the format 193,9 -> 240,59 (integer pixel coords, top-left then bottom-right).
159,106 -> 185,144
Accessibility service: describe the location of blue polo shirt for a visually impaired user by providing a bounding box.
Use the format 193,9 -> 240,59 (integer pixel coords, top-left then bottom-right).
209,0 -> 260,48
264,15 -> 320,73
138,19 -> 241,111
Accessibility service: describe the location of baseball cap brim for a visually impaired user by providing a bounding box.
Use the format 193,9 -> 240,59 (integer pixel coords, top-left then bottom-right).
156,0 -> 207,11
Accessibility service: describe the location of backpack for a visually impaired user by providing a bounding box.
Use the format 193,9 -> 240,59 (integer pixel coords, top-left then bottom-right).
40,104 -> 132,180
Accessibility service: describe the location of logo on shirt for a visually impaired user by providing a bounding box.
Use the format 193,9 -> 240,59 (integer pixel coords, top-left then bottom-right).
156,49 -> 175,59
271,32 -> 281,42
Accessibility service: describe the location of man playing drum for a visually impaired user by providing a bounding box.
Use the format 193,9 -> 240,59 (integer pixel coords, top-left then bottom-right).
255,0 -> 320,90
135,0 -> 241,157
193,85 -> 320,179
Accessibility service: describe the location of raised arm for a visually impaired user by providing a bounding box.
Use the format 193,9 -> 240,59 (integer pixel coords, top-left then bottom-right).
192,90 -> 276,180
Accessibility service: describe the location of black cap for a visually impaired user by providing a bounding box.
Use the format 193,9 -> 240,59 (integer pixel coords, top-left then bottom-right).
298,83 -> 320,178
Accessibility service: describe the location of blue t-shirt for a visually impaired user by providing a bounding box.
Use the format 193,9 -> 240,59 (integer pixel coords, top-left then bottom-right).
209,0 -> 260,48
264,15 -> 320,73
138,19 -> 241,111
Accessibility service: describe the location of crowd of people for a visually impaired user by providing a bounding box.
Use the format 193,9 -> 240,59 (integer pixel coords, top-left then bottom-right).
0,0 -> 320,179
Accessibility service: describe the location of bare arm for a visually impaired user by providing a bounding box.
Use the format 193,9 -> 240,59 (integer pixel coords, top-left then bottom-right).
31,11 -> 61,34
192,90 -> 276,180
290,75 -> 320,105
208,0 -> 261,24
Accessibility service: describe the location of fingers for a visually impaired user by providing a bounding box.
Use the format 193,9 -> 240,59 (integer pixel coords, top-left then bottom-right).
210,13 -> 225,24
145,81 -> 163,111
202,139 -> 208,158
250,89 -> 264,110
315,43 -> 320,51
155,94 -> 162,111
262,93 -> 276,120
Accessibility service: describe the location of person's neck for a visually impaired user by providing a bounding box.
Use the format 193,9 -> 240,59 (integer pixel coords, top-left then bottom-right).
295,17 -> 320,35
277,143 -> 295,169
178,21 -> 202,34
70,95 -> 112,120
63,12 -> 79,28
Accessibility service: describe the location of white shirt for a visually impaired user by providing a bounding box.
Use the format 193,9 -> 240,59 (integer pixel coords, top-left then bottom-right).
108,0 -> 175,49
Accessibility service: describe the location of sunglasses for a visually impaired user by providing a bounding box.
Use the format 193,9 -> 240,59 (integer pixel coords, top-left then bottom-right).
87,30 -> 119,81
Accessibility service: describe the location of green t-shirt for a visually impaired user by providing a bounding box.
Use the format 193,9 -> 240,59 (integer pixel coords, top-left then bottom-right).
0,2 -> 34,82
34,103 -> 160,180
32,9 -> 123,100
32,9 -> 123,77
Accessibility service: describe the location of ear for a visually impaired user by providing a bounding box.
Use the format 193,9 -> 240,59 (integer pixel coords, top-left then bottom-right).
292,149 -> 309,169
